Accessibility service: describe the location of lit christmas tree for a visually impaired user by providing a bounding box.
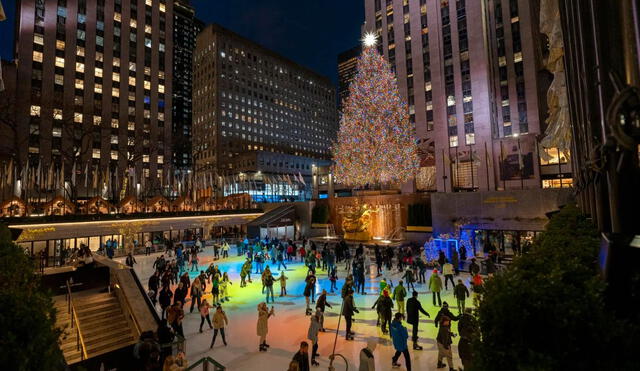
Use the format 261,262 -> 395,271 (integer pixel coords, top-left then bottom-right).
332,33 -> 419,187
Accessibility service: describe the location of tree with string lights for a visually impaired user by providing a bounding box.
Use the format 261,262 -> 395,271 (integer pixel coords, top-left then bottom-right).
332,33 -> 419,188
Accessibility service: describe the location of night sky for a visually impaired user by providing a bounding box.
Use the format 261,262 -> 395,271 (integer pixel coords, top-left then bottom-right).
0,0 -> 364,84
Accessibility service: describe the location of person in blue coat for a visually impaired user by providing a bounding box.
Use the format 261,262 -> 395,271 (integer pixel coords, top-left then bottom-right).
389,312 -> 412,370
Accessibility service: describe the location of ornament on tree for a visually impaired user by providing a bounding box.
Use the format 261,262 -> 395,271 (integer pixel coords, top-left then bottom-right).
332,33 -> 419,187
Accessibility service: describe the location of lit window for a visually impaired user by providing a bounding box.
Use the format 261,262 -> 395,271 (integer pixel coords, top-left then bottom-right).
53,109 -> 63,120
94,83 -> 103,94
113,57 -> 121,67
158,84 -> 164,93
129,76 -> 136,86
30,105 -> 41,117
143,155 -> 149,163
92,149 -> 101,159
129,62 -> 136,71
95,67 -> 103,77
77,46 -> 85,57
96,36 -> 104,46
143,80 -> 151,90
514,52 -> 523,63
130,19 -> 137,28
158,155 -> 164,164
77,30 -> 85,41
93,116 -> 101,125
111,151 -> 118,160
34,34 -> 44,45
159,3 -> 166,12
145,25 -> 152,33
54,57 -> 65,68
540,147 -> 569,165
113,72 -> 120,82
75,62 -> 85,73
449,135 -> 458,147
33,51 -> 43,63
52,127 -> 62,137
144,66 -> 151,75
159,43 -> 165,52
110,135 -> 118,144
447,96 -> 456,106
74,113 -> 83,123
111,119 -> 119,128
158,112 -> 164,121
128,122 -> 135,130
114,12 -> 121,22
145,38 -> 152,48
465,133 -> 475,145
54,74 -> 64,85
75,79 -> 84,89
112,88 -> 120,97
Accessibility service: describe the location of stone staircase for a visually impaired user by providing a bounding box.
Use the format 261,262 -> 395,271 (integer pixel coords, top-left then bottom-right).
55,291 -> 137,365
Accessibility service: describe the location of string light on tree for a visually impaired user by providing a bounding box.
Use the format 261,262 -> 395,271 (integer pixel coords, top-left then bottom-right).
332,32 -> 419,187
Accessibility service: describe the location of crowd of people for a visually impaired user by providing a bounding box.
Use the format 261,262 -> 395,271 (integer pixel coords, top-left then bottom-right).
131,235 -> 484,371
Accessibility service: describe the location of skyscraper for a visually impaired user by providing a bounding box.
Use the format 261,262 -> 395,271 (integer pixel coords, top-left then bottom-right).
12,0 -> 173,198
337,45 -> 362,112
192,24 -> 337,195
364,0 -> 568,192
172,0 -> 203,176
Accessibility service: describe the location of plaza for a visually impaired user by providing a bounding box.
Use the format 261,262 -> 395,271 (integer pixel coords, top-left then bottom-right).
121,247 -> 471,370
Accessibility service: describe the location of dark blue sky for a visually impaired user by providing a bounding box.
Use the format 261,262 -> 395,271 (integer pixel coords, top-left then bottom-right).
0,0 -> 363,84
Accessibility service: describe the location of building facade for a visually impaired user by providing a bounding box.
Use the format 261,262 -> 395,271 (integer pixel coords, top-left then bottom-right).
193,24 -> 337,200
337,45 -> 362,112
171,0 -> 202,175
364,0 -> 568,193
11,0 -> 173,200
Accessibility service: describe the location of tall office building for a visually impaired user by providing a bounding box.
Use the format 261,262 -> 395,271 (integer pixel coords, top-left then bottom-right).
364,0 -> 568,192
12,0 -> 173,197
337,45 -> 361,112
172,0 -> 202,175
193,24 -> 337,199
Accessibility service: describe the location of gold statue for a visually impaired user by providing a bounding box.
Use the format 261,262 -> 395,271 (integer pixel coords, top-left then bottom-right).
339,200 -> 379,241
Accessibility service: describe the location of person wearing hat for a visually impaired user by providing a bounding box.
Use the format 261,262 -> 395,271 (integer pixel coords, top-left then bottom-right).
393,280 -> 408,315
434,302 -> 460,328
429,269 -> 443,307
359,339 -> 377,371
436,315 -> 456,370
406,291 -> 430,350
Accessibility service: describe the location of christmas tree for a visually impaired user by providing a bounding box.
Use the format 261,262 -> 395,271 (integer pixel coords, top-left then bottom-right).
332,34 -> 419,187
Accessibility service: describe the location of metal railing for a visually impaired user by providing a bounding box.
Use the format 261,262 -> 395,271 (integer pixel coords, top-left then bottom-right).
185,356 -> 225,371
66,280 -> 89,361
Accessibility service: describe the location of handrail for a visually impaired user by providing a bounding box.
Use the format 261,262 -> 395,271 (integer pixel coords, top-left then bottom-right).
185,356 -> 226,371
111,275 -> 142,338
66,280 -> 89,361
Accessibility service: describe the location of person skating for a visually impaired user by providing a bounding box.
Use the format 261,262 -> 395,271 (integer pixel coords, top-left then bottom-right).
291,341 -> 310,371
402,268 -> 416,291
125,252 -> 137,268
220,272 -> 232,302
199,299 -> 213,333
342,289 -> 359,340
454,279 -> 470,314
406,291 -> 430,350
329,267 -> 338,293
436,316 -> 456,370
307,310 -> 322,366
211,274 -> 220,305
264,268 -> 275,304
469,258 -> 480,276
434,302 -> 460,327
158,285 -> 173,319
429,269 -> 443,307
148,271 -> 160,306
315,289 -> 332,331
210,305 -> 228,348
279,271 -> 288,296
393,280 -> 407,315
256,302 -> 275,351
173,282 -> 187,308
443,260 -> 455,290
371,290 -> 393,334
190,277 -> 203,313
304,272 -> 317,315
390,312 -> 411,370
359,339 -> 377,371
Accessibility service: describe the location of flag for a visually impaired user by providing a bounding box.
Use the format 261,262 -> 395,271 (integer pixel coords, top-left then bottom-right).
36,160 -> 42,186
6,159 -> 12,187
92,164 -> 98,189
298,172 -> 306,186
84,162 -> 89,188
71,161 -> 77,186
47,162 -> 54,189
517,139 -> 524,170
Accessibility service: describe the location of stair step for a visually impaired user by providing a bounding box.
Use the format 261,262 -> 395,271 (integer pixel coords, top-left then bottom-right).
60,326 -> 133,352
77,308 -> 123,325
61,316 -> 128,339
